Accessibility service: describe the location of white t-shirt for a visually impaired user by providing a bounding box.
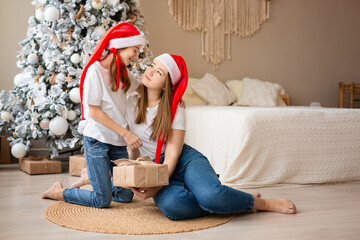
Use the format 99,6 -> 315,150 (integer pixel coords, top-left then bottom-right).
126,94 -> 186,160
78,61 -> 139,146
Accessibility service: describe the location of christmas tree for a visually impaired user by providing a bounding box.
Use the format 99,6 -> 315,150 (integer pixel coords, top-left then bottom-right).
0,0 -> 152,158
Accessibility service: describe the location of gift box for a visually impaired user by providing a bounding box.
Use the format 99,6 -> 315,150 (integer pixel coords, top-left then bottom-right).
69,154 -> 87,176
19,156 -> 62,175
113,156 -> 169,188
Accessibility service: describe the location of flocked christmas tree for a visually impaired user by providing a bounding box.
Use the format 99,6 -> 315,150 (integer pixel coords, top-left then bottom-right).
0,0 -> 152,158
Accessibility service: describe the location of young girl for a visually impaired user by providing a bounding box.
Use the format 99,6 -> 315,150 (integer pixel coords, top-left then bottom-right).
73,53 -> 297,220
41,22 -> 145,208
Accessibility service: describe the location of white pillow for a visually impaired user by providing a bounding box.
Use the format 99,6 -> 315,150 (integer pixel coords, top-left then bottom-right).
225,80 -> 243,101
236,77 -> 281,107
277,95 -> 287,106
183,78 -> 207,106
192,73 -> 236,106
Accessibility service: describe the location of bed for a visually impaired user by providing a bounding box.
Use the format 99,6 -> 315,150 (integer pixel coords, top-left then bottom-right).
184,106 -> 360,188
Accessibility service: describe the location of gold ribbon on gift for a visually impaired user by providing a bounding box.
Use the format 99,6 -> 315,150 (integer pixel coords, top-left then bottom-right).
112,156 -> 154,167
112,156 -> 168,188
28,156 -> 44,161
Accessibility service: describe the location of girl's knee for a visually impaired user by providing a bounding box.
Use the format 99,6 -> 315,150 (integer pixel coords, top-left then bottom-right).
196,186 -> 225,212
113,188 -> 134,203
93,194 -> 112,208
154,194 -> 187,220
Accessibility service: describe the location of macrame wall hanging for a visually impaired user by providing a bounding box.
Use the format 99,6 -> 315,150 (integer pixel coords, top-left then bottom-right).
168,0 -> 270,69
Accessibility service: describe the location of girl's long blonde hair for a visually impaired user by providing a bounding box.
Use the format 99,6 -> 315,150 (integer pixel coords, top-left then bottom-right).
109,51 -> 131,93
135,73 -> 173,141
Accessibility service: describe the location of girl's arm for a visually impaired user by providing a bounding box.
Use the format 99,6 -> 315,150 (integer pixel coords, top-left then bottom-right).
88,105 -> 142,149
163,129 -> 185,178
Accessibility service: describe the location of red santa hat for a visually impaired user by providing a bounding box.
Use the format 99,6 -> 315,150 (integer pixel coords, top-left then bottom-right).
80,22 -> 145,120
153,53 -> 188,164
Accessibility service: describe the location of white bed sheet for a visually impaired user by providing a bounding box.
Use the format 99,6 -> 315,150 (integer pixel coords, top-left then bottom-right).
184,106 -> 360,188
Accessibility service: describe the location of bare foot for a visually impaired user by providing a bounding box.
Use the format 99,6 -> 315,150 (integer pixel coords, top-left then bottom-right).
253,198 -> 297,214
70,168 -> 90,188
252,193 -> 262,198
41,182 -> 64,200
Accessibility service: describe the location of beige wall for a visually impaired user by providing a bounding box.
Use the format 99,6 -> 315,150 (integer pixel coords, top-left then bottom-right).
1,0 -> 360,107
0,0 -> 34,92
140,0 -> 360,107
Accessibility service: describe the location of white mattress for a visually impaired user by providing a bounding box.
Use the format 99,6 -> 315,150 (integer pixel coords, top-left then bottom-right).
184,106 -> 360,188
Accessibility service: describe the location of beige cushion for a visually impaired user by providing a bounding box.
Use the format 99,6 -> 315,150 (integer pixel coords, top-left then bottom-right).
236,77 -> 281,107
183,78 -> 207,106
276,85 -> 287,106
225,80 -> 243,101
192,73 -> 236,106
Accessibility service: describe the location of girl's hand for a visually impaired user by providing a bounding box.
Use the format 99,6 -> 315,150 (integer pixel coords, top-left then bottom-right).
131,187 -> 162,200
127,145 -> 140,160
122,130 -> 143,150
180,99 -> 186,109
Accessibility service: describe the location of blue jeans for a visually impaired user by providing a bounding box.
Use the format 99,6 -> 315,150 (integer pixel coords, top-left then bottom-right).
153,144 -> 254,220
63,136 -> 134,208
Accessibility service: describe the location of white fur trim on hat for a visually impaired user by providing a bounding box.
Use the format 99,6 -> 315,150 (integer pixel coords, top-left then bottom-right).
154,53 -> 181,86
107,35 -> 145,49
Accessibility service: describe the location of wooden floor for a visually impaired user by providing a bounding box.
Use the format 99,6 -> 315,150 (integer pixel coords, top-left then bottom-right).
1,163 -> 360,240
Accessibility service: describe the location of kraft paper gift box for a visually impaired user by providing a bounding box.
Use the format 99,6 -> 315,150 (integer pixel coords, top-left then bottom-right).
19,156 -> 62,175
69,154 -> 87,176
112,156 -> 169,188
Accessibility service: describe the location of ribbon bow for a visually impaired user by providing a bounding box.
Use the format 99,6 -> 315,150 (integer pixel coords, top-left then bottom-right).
109,48 -> 127,90
112,156 -> 168,188
27,156 -> 48,161
112,156 -> 154,167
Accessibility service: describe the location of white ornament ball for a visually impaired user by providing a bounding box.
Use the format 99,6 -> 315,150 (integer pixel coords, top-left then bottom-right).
27,54 -> 38,65
14,73 -> 24,86
44,6 -> 60,22
1,110 -> 11,122
67,110 -> 77,121
14,73 -> 30,87
70,53 -> 81,64
55,73 -> 66,85
35,9 -> 45,21
69,88 -> 81,103
40,118 -> 50,130
94,26 -> 106,36
49,116 -> 68,136
11,143 -> 27,159
38,0 -> 47,4
92,0 -> 104,10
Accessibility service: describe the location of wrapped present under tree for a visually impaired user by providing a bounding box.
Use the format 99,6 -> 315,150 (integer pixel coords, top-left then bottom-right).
19,156 -> 62,175
69,154 -> 86,176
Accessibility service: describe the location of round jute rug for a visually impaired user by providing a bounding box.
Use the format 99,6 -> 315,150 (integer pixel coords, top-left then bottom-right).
45,198 -> 235,234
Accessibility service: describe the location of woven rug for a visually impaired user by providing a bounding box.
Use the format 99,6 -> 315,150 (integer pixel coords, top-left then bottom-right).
45,198 -> 235,234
